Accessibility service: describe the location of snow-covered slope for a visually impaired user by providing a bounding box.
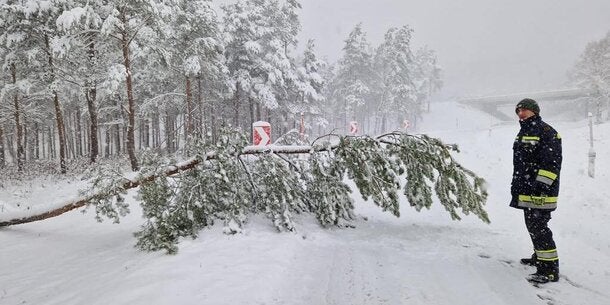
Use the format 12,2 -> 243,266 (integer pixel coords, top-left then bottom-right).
1,101 -> 609,305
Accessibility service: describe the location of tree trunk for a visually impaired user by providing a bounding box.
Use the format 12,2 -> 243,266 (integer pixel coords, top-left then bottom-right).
114,123 -> 121,155
75,108 -> 83,157
85,38 -> 99,163
6,133 -> 15,162
120,8 -> 139,171
185,76 -> 193,137
105,125 -> 111,157
249,97 -> 255,136
48,126 -> 55,159
233,83 -> 240,128
34,123 -> 40,159
53,91 -> 67,173
44,34 -> 67,173
24,118 -> 31,161
141,118 -> 150,149
10,63 -> 25,171
86,85 -> 99,163
0,128 -> 5,168
150,113 -> 158,148
196,75 -> 204,138
65,111 -> 75,159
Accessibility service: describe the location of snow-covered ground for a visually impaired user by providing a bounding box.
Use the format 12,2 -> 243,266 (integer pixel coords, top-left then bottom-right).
1,101 -> 609,305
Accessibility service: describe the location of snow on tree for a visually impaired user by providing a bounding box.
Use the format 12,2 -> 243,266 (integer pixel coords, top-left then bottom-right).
328,23 -> 375,131
222,0 -> 305,135
0,1 -> 491,258
53,0 -> 115,163
373,26 -> 418,132
95,0 -> 178,170
570,31 -> 610,122
32,129 -> 486,254
158,0 -> 228,139
0,128 -> 489,255
287,39 -> 327,135
0,0 -> 67,172
413,46 -> 442,114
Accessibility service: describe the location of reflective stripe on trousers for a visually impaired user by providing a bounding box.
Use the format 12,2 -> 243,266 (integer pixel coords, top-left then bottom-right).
536,249 -> 559,262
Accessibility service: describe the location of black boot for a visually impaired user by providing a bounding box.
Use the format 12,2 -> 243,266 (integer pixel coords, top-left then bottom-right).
527,269 -> 559,284
520,253 -> 537,266
527,262 -> 559,284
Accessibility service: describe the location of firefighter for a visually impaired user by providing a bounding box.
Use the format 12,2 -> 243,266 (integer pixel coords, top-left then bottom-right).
511,98 -> 562,284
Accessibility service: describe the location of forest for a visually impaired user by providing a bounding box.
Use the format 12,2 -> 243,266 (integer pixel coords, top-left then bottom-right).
0,0 -> 442,174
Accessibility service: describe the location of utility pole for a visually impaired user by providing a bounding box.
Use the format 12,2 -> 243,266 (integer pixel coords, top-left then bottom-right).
588,112 -> 596,178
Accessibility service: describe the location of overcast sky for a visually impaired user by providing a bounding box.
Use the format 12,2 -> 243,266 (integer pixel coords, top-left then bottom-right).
296,0 -> 610,100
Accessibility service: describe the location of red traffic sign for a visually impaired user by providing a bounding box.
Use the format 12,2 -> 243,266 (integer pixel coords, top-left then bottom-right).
349,121 -> 358,135
253,121 -> 271,146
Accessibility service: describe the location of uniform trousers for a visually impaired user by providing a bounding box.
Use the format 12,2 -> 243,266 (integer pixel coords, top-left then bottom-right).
524,208 -> 559,272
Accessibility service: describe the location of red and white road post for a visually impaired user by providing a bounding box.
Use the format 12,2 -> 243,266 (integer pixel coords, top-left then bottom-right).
349,121 -> 358,135
252,121 -> 271,146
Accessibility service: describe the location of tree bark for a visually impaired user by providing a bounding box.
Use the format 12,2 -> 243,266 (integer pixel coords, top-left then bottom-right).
105,125 -> 111,157
86,84 -> 99,162
119,8 -> 139,171
165,111 -> 175,152
0,127 -> 5,168
44,34 -> 67,173
75,107 -> 83,157
85,38 -> 99,163
196,75 -> 204,138
185,76 -> 193,136
10,63 -> 25,171
34,123 -> 40,159
53,91 -> 67,173
233,83 -> 241,127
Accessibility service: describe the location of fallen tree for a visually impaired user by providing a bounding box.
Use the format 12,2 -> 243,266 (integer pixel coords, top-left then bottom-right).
0,130 -> 489,254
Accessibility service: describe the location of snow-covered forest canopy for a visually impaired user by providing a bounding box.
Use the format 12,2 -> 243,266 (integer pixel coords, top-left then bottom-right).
0,0 -> 442,173
569,31 -> 610,121
2,0 -> 607,173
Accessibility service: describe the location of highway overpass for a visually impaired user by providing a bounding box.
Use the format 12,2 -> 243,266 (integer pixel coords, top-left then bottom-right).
458,88 -> 596,121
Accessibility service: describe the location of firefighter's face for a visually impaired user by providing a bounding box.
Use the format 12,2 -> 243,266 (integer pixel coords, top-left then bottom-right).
516,108 -> 535,120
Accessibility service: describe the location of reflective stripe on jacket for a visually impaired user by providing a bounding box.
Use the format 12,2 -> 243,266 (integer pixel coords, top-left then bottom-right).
510,115 -> 562,211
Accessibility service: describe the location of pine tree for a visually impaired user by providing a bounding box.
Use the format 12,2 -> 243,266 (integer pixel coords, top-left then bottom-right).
329,23 -> 375,132
71,129 -> 489,254
222,0 -> 302,133
54,0 -> 114,164
288,39 -> 327,136
162,0 -> 227,139
570,31 -> 610,122
21,1 -> 71,173
0,0 -> 62,171
97,0 -> 177,170
373,26 -> 418,132
413,46 -> 442,114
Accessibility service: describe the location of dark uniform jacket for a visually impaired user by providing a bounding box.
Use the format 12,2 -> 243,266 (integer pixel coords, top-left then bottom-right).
511,115 -> 562,210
